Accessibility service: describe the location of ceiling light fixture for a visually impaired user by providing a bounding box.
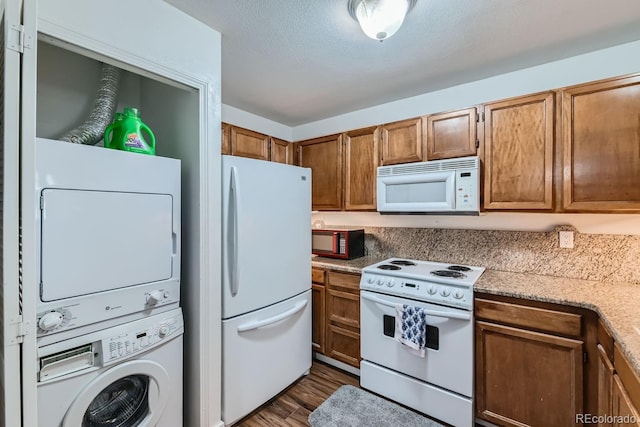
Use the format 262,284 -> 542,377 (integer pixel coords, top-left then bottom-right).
348,0 -> 417,41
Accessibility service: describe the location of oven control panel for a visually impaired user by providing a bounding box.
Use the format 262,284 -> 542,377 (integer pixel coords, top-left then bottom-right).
360,273 -> 473,309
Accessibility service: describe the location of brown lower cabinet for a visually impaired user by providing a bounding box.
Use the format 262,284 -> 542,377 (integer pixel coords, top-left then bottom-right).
311,267 -> 360,368
475,294 -> 598,427
598,320 -> 640,427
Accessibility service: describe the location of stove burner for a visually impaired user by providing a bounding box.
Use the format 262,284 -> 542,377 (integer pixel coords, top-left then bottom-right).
447,265 -> 471,272
389,260 -> 416,266
377,264 -> 401,271
431,270 -> 466,279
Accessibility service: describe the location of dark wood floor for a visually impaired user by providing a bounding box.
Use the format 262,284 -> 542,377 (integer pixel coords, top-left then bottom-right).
235,360 -> 360,426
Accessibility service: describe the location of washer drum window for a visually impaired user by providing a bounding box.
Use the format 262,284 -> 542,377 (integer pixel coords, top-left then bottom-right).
83,375 -> 149,427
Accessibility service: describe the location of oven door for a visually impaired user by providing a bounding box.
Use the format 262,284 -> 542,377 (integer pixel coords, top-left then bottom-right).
360,290 -> 473,397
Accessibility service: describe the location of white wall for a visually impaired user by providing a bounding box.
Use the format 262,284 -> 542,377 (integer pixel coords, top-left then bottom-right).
311,212 -> 640,235
228,38 -> 640,236
222,104 -> 293,141
293,38 -> 640,140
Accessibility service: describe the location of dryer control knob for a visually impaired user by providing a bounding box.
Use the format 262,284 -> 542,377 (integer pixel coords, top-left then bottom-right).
146,290 -> 164,305
158,325 -> 170,338
39,312 -> 64,331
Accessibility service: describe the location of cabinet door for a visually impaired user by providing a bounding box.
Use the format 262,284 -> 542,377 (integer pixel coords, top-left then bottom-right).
326,288 -> 360,367
562,75 -> 640,211
326,271 -> 360,368
312,283 -> 325,354
230,126 -> 270,160
599,344 -> 615,427
344,126 -> 379,210
483,92 -> 555,210
297,135 -> 343,210
424,107 -> 478,160
270,137 -> 293,165
476,321 -> 584,427
612,375 -> 640,426
221,122 -> 231,155
380,117 -> 423,165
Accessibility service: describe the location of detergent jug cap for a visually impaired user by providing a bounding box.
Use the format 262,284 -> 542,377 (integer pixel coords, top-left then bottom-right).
123,107 -> 140,117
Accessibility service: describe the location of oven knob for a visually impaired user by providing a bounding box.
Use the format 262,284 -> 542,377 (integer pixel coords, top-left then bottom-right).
367,277 -> 374,284
386,281 -> 395,287
427,286 -> 437,295
39,311 -> 64,331
440,288 -> 451,297
376,279 -> 383,286
146,290 -> 164,305
453,290 -> 464,299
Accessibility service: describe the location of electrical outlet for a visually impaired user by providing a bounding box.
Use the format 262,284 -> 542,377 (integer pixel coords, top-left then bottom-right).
559,231 -> 574,249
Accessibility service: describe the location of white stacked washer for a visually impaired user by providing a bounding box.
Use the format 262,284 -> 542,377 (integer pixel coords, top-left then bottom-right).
360,258 -> 485,427
37,308 -> 184,427
34,138 -> 183,426
35,138 -> 181,345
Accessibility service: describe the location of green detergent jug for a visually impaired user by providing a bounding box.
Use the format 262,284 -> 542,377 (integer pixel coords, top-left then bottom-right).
103,112 -> 124,149
103,107 -> 156,155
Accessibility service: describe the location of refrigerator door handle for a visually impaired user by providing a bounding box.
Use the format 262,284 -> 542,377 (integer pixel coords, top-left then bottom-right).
229,166 -> 240,297
236,300 -> 308,332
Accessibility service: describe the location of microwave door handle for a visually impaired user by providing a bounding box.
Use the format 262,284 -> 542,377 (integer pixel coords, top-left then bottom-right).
361,293 -> 471,321
333,232 -> 339,254
228,166 -> 240,297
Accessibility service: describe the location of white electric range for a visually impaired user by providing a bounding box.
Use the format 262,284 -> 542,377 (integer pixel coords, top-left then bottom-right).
359,258 -> 485,427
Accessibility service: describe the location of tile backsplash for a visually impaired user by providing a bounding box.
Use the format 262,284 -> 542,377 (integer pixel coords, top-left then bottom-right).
362,225 -> 640,284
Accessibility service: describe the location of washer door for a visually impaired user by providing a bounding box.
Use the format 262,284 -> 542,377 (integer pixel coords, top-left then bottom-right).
63,360 -> 170,427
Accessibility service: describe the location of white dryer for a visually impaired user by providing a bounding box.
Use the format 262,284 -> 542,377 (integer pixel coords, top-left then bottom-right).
37,308 -> 183,427
35,138 -> 182,345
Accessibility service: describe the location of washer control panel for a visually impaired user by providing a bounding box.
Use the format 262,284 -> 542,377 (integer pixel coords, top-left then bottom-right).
102,311 -> 184,363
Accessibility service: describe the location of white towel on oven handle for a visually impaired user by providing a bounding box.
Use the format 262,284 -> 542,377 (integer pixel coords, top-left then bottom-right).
394,303 -> 427,358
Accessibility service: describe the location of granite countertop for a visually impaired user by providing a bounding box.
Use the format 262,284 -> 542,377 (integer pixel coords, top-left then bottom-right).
311,256 -> 640,380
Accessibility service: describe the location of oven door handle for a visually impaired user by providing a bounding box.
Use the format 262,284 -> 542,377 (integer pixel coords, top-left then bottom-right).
361,293 -> 471,321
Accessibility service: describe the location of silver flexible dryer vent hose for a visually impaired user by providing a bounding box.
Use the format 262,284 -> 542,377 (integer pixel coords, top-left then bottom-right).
60,63 -> 121,145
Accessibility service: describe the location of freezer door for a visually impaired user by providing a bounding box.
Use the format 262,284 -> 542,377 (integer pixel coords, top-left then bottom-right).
222,290 -> 312,425
40,189 -> 175,301
222,155 -> 311,318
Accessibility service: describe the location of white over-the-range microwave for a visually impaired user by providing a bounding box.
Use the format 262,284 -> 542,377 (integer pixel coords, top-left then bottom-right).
376,155 -> 480,215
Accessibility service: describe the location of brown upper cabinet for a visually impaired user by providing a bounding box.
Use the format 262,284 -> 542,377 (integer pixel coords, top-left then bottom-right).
424,107 -> 478,161
230,126 -> 270,160
297,134 -> 343,211
380,117 -> 423,165
222,123 -> 295,164
221,122 -> 231,155
562,74 -> 640,212
483,92 -> 555,210
343,126 -> 379,211
270,137 -> 294,165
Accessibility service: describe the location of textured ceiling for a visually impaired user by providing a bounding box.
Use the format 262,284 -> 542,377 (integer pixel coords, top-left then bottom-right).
167,0 -> 640,126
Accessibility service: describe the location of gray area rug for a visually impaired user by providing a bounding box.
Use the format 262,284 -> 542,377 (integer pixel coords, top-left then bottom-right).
308,385 -> 444,427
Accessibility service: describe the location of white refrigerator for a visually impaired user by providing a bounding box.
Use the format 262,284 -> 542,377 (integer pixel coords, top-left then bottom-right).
221,155 -> 312,425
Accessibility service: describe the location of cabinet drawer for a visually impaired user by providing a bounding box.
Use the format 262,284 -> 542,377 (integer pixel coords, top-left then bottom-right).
598,318 -> 615,362
327,324 -> 360,368
311,268 -> 325,285
326,288 -> 359,329
475,298 -> 582,338
327,271 -> 360,291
